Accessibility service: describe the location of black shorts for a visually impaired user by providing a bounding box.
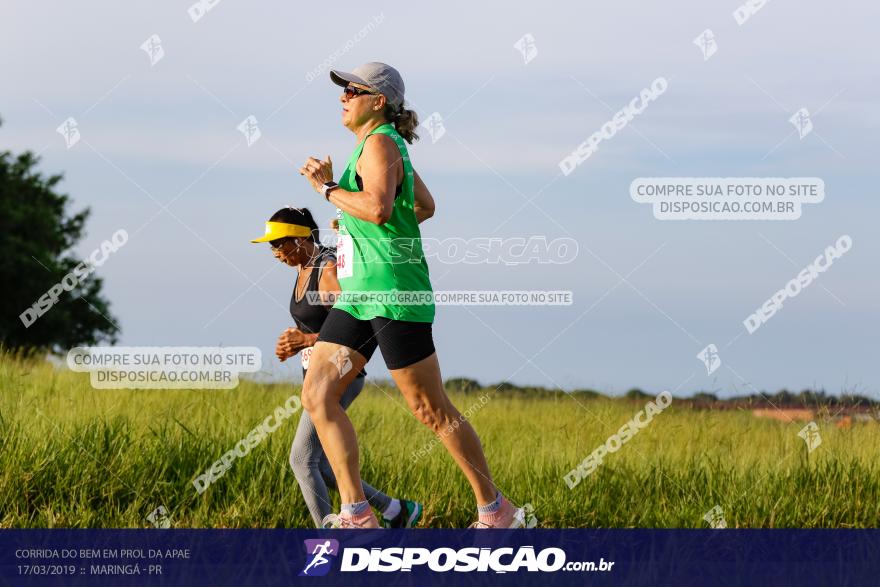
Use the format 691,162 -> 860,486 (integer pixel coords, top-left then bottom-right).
317,308 -> 435,370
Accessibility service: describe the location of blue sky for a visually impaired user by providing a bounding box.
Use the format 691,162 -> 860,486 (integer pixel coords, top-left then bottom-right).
3,1 -> 878,397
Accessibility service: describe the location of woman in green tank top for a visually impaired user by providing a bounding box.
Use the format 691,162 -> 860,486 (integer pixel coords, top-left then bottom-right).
297,62 -> 523,529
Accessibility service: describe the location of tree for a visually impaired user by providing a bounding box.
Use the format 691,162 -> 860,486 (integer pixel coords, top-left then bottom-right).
0,117 -> 119,352
571,388 -> 601,399
624,388 -> 651,401
691,392 -> 719,404
445,377 -> 482,393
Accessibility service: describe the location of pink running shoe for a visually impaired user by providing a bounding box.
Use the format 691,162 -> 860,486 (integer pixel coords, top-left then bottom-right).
322,510 -> 380,529
469,497 -> 526,529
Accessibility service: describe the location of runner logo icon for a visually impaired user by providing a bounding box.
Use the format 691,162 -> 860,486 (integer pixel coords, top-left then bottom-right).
300,539 -> 340,577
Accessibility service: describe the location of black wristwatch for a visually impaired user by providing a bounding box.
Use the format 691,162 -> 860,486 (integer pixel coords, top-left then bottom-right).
321,181 -> 339,200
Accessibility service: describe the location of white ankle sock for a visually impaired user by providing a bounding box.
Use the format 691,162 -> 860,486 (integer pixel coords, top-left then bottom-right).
382,499 -> 401,520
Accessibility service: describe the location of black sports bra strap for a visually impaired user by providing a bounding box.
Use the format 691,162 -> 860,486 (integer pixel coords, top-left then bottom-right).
308,256 -> 323,290
355,173 -> 403,198
312,247 -> 335,287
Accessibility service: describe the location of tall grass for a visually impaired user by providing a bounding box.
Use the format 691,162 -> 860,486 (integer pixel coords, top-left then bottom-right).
2,353 -> 878,528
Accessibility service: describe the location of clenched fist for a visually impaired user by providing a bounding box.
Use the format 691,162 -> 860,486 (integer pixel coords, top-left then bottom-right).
276,327 -> 310,362
299,156 -> 333,194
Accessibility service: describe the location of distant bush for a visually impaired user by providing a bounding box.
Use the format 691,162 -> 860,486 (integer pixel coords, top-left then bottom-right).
624,388 -> 652,401
571,388 -> 602,399
444,377 -> 482,393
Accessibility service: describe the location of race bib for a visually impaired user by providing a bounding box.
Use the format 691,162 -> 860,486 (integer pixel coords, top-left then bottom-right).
336,234 -> 354,279
300,346 -> 313,370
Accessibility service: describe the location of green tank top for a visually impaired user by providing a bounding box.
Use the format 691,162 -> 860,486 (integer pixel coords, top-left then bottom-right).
333,123 -> 435,323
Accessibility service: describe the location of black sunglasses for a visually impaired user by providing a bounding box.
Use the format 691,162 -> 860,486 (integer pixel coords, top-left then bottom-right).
343,85 -> 375,100
269,238 -> 291,250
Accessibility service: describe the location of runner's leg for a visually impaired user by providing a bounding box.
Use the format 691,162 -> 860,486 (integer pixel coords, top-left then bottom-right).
390,353 -> 498,505
292,375 -> 392,524
289,409 -> 334,526
301,340 -> 369,506
316,375 -> 393,511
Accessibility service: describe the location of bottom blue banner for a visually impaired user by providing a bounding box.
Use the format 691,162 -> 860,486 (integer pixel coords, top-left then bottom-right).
2,529 -> 878,586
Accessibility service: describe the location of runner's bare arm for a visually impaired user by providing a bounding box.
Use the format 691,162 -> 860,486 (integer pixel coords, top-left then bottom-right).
317,258 -> 341,309
413,169 -> 435,224
301,135 -> 401,225
281,259 -> 340,354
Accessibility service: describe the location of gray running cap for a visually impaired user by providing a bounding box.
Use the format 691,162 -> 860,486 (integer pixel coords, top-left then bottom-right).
330,62 -> 405,109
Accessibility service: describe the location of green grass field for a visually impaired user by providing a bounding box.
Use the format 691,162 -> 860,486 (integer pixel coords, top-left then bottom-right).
2,354 -> 879,528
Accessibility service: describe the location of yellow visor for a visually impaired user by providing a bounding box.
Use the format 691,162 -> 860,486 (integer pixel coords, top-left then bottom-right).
250,221 -> 312,243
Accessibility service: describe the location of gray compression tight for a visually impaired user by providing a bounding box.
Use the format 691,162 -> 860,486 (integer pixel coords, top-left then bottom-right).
289,375 -> 393,527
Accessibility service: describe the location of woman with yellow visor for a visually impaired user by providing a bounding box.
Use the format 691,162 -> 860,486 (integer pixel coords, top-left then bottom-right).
251,206 -> 422,528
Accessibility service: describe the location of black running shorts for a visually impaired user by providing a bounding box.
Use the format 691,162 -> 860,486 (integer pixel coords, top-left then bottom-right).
317,308 -> 435,370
